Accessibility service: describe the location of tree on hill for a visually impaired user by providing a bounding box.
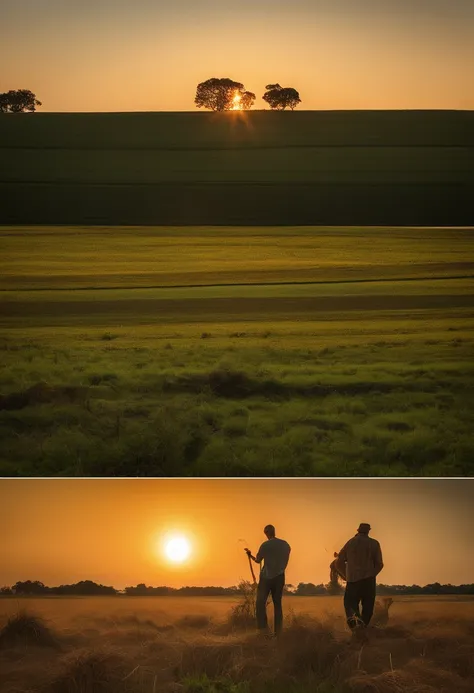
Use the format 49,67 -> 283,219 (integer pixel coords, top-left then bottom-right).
0,89 -> 42,113
262,83 -> 301,110
195,78 -> 255,111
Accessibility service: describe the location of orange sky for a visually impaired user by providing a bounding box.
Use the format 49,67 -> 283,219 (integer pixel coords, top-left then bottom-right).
1,1 -> 473,111
1,479 -> 472,589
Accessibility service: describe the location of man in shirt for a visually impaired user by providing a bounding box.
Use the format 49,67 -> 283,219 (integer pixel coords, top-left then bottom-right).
245,524 -> 291,636
335,523 -> 384,631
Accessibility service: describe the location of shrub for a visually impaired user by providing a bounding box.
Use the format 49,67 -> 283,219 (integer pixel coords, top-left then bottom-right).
228,581 -> 257,630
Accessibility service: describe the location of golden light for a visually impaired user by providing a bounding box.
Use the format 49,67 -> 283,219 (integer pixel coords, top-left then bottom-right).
232,92 -> 242,110
164,535 -> 191,563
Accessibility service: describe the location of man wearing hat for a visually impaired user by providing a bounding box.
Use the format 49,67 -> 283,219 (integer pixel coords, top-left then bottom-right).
335,523 -> 384,631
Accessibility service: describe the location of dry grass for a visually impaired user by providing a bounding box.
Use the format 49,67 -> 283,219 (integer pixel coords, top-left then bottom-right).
0,596 -> 473,692
0,610 -> 59,649
176,614 -> 213,630
44,649 -> 129,693
227,581 -> 257,631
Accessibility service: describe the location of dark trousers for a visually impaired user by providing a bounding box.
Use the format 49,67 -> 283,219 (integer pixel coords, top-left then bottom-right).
344,576 -> 376,629
256,572 -> 285,634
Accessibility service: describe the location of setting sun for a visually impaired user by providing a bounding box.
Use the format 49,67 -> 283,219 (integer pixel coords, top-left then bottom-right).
232,92 -> 242,110
164,535 -> 191,563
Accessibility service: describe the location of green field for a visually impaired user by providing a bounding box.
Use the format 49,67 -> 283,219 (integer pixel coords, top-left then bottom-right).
1,226 -> 473,477
1,110 -> 472,225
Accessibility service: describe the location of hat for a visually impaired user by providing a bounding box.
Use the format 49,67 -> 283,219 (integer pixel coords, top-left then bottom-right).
357,523 -> 371,533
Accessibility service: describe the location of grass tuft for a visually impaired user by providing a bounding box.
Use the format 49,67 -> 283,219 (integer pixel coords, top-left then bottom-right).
227,581 -> 257,631
46,649 -> 126,693
0,610 -> 59,649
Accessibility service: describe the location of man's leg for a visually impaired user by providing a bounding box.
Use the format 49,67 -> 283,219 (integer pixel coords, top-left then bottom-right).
344,581 -> 362,629
270,573 -> 285,635
256,578 -> 271,631
360,577 -> 376,626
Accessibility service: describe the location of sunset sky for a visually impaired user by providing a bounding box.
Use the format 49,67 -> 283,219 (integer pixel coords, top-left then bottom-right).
1,479 -> 472,589
1,0 -> 473,112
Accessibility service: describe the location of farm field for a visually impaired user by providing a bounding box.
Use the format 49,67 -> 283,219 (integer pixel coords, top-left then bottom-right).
1,110 -> 472,225
1,595 -> 473,692
4,146 -> 472,185
3,110 -> 473,149
1,226 -> 473,477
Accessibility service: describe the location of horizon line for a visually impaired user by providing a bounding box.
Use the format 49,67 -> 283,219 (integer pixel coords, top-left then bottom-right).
2,108 -> 473,115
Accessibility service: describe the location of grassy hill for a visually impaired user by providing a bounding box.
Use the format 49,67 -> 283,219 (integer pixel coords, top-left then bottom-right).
1,110 -> 473,224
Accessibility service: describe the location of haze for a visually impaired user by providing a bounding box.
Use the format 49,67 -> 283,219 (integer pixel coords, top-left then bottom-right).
1,0 -> 473,112
1,479 -> 473,590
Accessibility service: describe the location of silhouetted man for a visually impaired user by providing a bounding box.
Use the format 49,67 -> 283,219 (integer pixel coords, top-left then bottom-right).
245,525 -> 291,636
335,523 -> 383,631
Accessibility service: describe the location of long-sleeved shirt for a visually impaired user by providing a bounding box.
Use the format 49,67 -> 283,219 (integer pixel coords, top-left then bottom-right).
256,537 -> 291,580
335,533 -> 383,583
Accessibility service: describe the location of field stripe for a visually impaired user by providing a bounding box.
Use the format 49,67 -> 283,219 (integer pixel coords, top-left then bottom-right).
3,144 -> 474,151
1,274 -> 474,294
2,294 -> 474,321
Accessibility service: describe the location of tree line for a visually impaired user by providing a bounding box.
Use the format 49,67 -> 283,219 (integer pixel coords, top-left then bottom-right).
195,78 -> 301,111
291,582 -> 474,596
0,80 -> 301,113
2,579 -> 473,597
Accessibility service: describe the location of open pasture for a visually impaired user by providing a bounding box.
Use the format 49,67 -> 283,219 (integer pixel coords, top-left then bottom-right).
1,226 -> 473,477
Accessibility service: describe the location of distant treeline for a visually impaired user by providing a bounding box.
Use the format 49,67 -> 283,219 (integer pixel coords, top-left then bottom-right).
1,580 -> 117,596
2,579 -> 474,597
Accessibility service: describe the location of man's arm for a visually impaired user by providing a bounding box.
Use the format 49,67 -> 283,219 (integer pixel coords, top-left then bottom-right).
374,541 -> 384,575
245,547 -> 263,564
283,543 -> 291,570
334,544 -> 348,578
254,543 -> 265,564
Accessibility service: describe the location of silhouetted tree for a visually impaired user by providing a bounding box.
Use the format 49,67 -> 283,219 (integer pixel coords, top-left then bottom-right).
0,89 -> 42,113
13,580 -> 48,595
294,582 -> 327,596
262,84 -> 301,111
51,580 -> 116,595
195,78 -> 254,111
0,586 -> 13,595
240,91 -> 256,110
125,583 -> 155,595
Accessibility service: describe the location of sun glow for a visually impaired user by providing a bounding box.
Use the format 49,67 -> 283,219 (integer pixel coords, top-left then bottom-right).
164,535 -> 191,563
232,92 -> 242,110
